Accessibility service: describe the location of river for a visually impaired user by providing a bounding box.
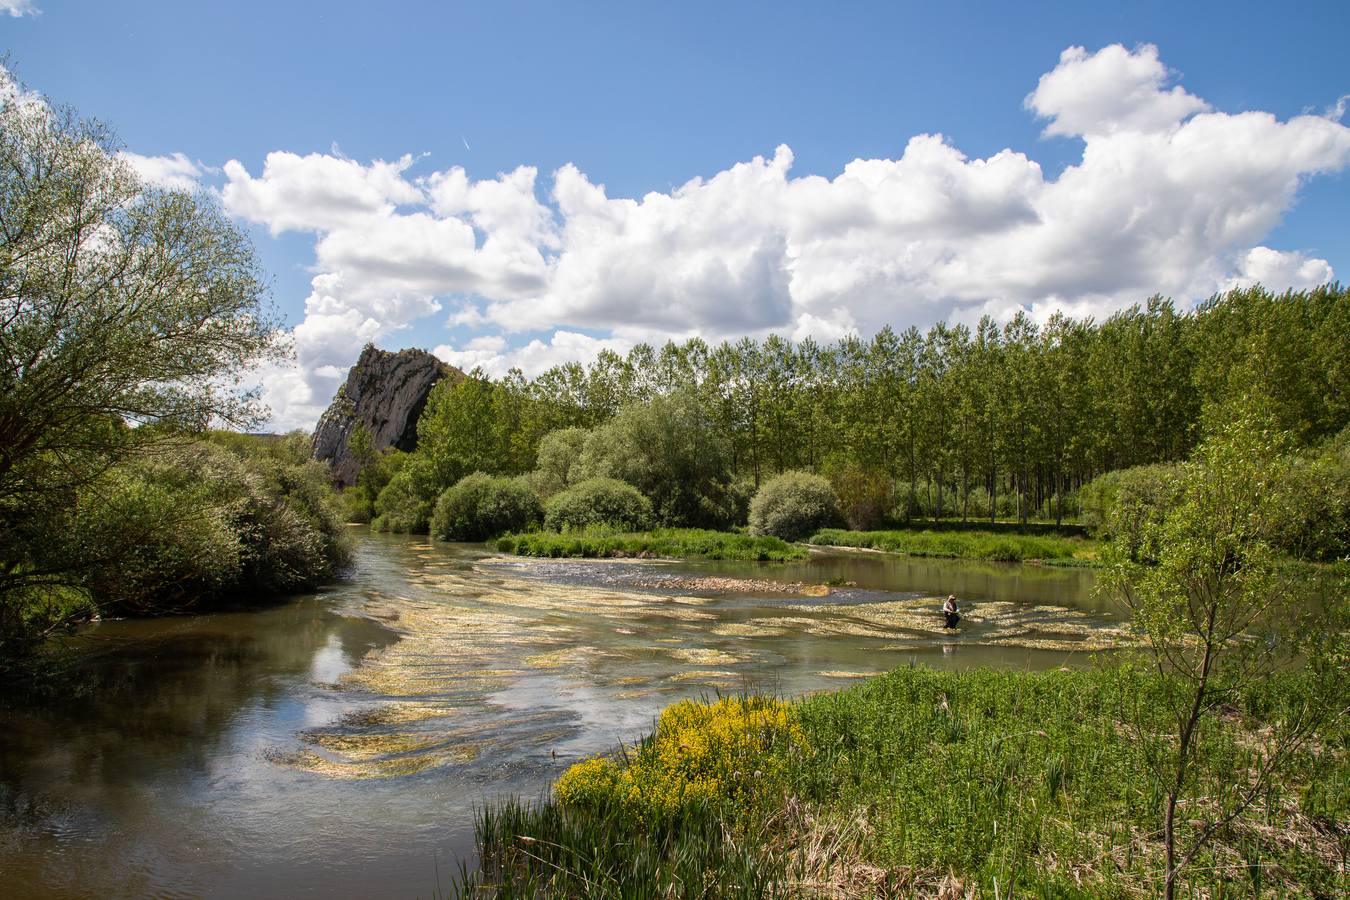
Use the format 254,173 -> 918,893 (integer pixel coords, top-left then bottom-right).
0,530 -> 1120,898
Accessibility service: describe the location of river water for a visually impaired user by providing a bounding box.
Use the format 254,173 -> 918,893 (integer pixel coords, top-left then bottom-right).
0,530 -> 1121,898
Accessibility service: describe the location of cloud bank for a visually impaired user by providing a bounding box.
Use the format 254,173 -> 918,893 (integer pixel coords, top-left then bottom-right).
137,43 -> 1350,430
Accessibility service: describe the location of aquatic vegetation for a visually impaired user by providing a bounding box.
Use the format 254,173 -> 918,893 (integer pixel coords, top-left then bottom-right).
292,552 -> 1135,799
711,622 -> 787,637
665,669 -> 738,683
624,573 -> 833,596
270,746 -> 453,779
810,526 -> 1100,564
665,647 -> 741,665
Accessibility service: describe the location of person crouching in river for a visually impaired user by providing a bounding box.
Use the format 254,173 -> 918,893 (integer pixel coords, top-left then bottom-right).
942,594 -> 961,629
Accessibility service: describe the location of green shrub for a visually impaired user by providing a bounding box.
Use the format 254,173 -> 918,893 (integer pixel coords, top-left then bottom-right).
371,462 -> 437,534
1276,429 -> 1350,561
339,486 -> 372,523
828,464 -> 893,531
544,477 -> 653,532
531,426 -> 590,498
236,455 -> 350,591
72,444 -> 350,614
726,478 -> 756,528
748,470 -> 840,542
431,472 -> 542,541
574,391 -> 737,528
1080,463 -> 1183,561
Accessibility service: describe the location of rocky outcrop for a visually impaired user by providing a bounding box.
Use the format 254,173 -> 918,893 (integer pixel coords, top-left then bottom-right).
311,345 -> 460,487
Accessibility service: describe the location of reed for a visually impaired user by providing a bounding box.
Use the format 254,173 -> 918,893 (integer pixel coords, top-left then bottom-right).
809,526 -> 1100,565
497,527 -> 807,561
455,666 -> 1347,897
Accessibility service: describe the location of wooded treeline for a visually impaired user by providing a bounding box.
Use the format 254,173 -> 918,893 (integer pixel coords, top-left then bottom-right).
400,284 -> 1348,524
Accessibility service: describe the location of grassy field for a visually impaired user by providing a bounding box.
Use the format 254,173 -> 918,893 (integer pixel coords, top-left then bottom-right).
455,666 -> 1347,897
809,526 -> 1101,565
496,527 -> 808,561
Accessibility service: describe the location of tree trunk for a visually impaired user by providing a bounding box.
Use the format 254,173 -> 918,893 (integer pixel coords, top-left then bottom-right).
1164,789 -> 1179,900
989,464 -> 997,523
1055,470 -> 1064,526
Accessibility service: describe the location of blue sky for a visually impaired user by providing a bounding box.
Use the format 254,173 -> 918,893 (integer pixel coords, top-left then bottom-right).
5,1 -> 1349,429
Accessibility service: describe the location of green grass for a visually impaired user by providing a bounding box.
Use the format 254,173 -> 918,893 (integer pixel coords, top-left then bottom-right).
809,526 -> 1101,565
496,527 -> 807,561
456,666 -> 1348,898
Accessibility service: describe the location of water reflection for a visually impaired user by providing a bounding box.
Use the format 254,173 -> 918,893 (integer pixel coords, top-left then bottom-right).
0,531 -> 1123,899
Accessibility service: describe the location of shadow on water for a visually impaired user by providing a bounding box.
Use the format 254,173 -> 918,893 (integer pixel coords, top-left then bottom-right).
0,530 -> 1126,898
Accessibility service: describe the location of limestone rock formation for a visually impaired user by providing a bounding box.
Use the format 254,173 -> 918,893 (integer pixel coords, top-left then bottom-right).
311,345 -> 459,487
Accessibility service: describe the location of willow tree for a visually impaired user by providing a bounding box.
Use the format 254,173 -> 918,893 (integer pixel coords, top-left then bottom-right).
0,73 -> 283,619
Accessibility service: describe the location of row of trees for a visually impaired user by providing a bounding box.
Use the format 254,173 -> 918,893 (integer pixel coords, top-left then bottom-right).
373,285 -> 1348,528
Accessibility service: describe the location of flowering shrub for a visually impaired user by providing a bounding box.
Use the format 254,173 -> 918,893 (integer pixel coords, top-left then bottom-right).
554,696 -> 804,822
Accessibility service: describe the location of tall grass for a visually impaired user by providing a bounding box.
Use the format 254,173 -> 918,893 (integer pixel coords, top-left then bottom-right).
455,666 -> 1347,897
809,526 -> 1100,565
497,527 -> 807,562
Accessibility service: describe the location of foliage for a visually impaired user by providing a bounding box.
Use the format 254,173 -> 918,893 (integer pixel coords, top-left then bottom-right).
557,696 -> 803,823
340,448 -> 407,524
414,368 -> 541,488
1275,427 -> 1350,562
531,426 -> 589,498
396,285 -> 1349,534
73,442 -> 350,614
2,437 -> 350,667
430,472 -> 542,542
748,470 -> 840,542
338,487 -> 373,524
827,463 -> 894,531
460,792 -> 789,898
0,74 -> 286,646
415,373 -> 496,486
497,527 -> 806,561
1079,463 -> 1184,555
464,666 -> 1348,897
575,390 -> 739,529
370,458 -> 438,534
0,582 -> 98,670
1084,430 -> 1350,564
543,477 -> 653,533
808,527 -> 1098,564
1098,413 -> 1349,897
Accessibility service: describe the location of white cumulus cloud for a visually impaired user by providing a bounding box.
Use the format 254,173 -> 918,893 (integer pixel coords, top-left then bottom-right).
1026,43 -> 1209,138
434,330 -> 635,379
1226,246 -> 1335,293
222,151 -> 424,235
118,151 -> 204,192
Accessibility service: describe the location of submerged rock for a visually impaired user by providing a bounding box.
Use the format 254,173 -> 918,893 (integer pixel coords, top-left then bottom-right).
311,344 -> 460,487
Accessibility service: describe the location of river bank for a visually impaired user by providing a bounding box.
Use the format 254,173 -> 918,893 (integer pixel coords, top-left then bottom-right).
494,523 -> 1103,567
808,526 -> 1101,565
464,665 -> 1348,897
497,527 -> 806,561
